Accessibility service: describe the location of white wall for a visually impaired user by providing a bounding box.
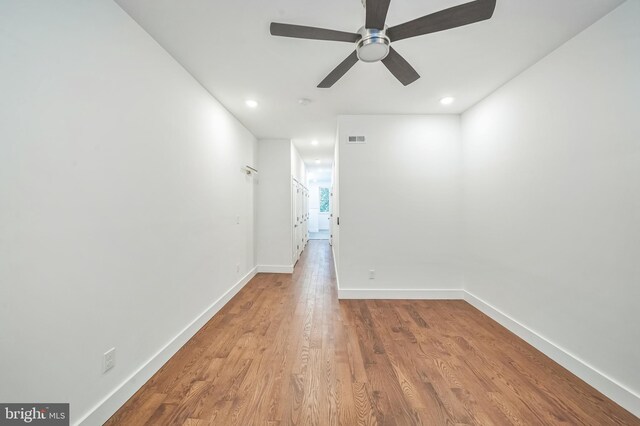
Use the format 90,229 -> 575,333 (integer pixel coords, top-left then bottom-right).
291,142 -> 307,184
256,139 -> 293,269
2,0 -> 637,422
0,1 -> 257,424
462,0 -> 640,414
255,140 -> 306,271
336,115 -> 463,297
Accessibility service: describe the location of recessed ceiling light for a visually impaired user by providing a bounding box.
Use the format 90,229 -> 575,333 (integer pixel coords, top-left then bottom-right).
315,159 -> 321,164
298,98 -> 312,106
245,99 -> 258,108
440,96 -> 455,105
311,140 -> 319,146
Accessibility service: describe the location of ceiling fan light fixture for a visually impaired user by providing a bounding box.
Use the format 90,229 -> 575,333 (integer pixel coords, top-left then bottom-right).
356,28 -> 390,63
270,0 -> 497,87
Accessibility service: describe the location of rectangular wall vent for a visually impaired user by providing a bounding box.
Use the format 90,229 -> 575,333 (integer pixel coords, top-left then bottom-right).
347,136 -> 366,144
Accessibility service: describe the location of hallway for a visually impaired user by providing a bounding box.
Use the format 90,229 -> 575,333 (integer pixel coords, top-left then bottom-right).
107,241 -> 638,425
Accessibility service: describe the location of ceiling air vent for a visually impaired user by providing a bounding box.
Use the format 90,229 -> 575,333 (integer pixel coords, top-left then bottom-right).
347,136 -> 366,144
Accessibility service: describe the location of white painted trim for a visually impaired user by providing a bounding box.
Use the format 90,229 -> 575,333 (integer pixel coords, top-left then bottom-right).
331,246 -> 340,290
338,288 -> 465,300
464,291 -> 640,418
76,267 -> 640,423
76,267 -> 258,426
256,264 -> 294,274
334,285 -> 640,416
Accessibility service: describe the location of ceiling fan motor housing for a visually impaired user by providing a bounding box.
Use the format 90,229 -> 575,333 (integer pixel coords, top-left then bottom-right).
270,0 -> 497,87
356,27 -> 390,63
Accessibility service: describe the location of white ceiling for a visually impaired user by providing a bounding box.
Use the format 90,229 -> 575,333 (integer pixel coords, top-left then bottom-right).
115,0 -> 623,164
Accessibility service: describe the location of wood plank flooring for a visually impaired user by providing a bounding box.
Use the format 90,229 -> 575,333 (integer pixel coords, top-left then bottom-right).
106,240 -> 639,425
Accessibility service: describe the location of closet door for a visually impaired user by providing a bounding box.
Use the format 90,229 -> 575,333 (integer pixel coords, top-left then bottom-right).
305,190 -> 309,244
302,189 -> 307,247
297,184 -> 303,255
292,179 -> 299,263
304,189 -> 308,246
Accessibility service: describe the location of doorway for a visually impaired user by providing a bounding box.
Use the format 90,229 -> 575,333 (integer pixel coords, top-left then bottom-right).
308,170 -> 331,240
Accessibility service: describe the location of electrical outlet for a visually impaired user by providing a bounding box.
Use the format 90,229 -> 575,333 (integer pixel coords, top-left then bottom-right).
236,263 -> 240,273
369,270 -> 375,280
103,348 -> 116,373
236,215 -> 240,224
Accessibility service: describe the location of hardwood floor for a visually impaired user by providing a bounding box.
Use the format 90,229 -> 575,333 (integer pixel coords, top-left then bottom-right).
106,241 -> 639,425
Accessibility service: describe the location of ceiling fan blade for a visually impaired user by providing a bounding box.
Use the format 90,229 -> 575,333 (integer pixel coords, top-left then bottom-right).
381,47 -> 420,86
386,0 -> 496,42
366,0 -> 392,30
270,23 -> 360,43
318,51 -> 359,88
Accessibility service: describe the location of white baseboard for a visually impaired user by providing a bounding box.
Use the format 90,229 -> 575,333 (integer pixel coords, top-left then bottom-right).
464,291 -> 640,418
76,267 -> 258,426
335,285 -> 639,416
338,288 -> 465,300
75,268 -> 640,423
256,264 -> 294,274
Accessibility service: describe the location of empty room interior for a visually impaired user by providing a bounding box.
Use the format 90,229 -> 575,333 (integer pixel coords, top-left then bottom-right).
2,0 -> 640,425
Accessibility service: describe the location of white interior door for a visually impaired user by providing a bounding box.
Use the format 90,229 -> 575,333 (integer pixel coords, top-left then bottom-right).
303,189 -> 308,247
305,190 -> 308,244
292,179 -> 298,264
297,183 -> 303,256
292,179 -> 310,263
329,186 -> 333,246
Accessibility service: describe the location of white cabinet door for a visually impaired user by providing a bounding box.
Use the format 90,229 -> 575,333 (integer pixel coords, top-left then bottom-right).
292,180 -> 310,263
292,180 -> 299,263
297,184 -> 303,256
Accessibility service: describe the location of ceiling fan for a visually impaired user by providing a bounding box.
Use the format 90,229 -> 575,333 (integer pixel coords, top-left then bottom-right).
270,0 -> 496,88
